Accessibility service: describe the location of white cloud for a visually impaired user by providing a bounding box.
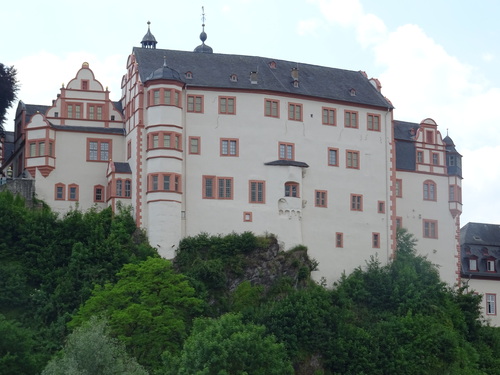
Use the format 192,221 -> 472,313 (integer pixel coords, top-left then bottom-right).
311,0 -> 363,27
297,18 -> 324,36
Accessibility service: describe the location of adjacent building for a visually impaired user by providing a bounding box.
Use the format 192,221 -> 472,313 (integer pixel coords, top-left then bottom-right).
0,23 -> 462,287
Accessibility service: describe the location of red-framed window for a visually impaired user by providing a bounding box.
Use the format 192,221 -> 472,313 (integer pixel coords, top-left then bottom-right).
336,232 -> 343,248
279,142 -> 295,161
378,201 -> 385,213
372,233 -> 380,248
249,181 -> 265,203
202,176 -> 233,200
187,95 -> 204,113
486,294 -> 496,315
423,180 -> 437,201
94,185 -> 105,202
395,179 -> 402,198
486,258 -> 496,273
315,190 -> 327,207
189,136 -> 201,155
344,110 -> 358,128
284,182 -> 299,198
87,139 -> 111,162
243,212 -> 253,222
220,138 -> 239,156
417,151 -> 423,164
367,113 -> 381,131
426,130 -> 434,144
55,183 -> 66,200
68,184 -> 79,201
148,132 -> 182,151
127,140 -> 132,160
66,102 -> 83,119
148,173 -> 182,193
469,256 -> 478,272
288,103 -> 303,121
346,150 -> 360,169
322,107 -> 336,125
328,148 -> 339,166
88,104 -> 104,120
350,194 -> 363,211
432,153 -> 440,165
423,219 -> 438,239
265,99 -> 280,118
219,96 -> 236,114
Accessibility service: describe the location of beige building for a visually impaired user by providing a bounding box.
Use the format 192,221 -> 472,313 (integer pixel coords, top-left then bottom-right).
0,23 -> 462,287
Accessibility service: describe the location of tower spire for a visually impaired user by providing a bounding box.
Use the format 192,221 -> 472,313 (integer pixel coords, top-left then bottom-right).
194,6 -> 213,53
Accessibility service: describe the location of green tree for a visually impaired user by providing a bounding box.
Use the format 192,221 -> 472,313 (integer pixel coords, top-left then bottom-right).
0,63 -> 19,130
70,257 -> 204,371
42,316 -> 148,375
163,313 -> 293,375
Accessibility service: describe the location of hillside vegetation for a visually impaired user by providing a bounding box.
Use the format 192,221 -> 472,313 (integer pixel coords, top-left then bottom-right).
1,190 -> 500,375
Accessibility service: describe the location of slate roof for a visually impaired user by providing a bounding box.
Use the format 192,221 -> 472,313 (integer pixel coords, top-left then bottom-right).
113,162 -> 132,173
25,104 -> 50,123
460,222 -> 500,279
133,47 -> 393,109
51,125 -> 125,135
394,120 -> 420,171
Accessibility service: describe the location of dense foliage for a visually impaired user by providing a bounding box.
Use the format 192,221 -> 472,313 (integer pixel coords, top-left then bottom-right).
0,62 -> 18,129
2,191 -> 500,374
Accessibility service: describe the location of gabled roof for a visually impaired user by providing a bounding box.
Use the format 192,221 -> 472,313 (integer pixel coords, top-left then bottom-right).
133,47 -> 393,109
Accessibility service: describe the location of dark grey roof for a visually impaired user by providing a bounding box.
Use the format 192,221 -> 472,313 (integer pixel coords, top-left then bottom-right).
394,120 -> 419,171
461,222 -> 500,279
113,101 -> 123,114
133,47 -> 393,109
25,104 -> 50,123
265,160 -> 309,168
113,162 -> 132,173
461,222 -> 500,246
2,131 -> 15,160
51,124 -> 125,135
145,63 -> 182,82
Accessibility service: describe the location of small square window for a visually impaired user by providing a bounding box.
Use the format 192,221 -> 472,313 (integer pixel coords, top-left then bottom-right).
243,212 -> 253,222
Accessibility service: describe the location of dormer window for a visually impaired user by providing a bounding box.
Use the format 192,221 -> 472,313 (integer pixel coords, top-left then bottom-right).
469,257 -> 478,271
249,72 -> 257,84
349,88 -> 356,96
185,71 -> 193,79
230,74 -> 238,82
269,61 -> 276,69
293,80 -> 299,88
487,258 -> 496,272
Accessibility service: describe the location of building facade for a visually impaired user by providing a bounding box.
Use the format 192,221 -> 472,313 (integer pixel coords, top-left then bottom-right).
0,24 -> 462,287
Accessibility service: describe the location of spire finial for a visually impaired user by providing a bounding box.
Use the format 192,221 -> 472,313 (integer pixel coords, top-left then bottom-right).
201,6 -> 206,27
147,20 -> 151,28
193,6 -> 213,53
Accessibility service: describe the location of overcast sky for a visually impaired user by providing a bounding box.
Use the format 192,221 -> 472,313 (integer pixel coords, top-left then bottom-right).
3,0 -> 500,227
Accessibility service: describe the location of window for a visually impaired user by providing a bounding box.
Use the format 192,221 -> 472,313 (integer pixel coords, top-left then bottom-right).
284,182 -> 299,198
417,151 -> 423,164
67,103 -> 82,119
344,110 -> 358,128
423,219 -> 438,239
116,180 -> 123,197
38,142 -> 45,156
279,142 -> 294,160
29,142 -> 36,156
249,181 -> 265,203
396,217 -> 403,229
221,139 -> 239,156
203,176 -> 216,199
219,96 -> 236,114
315,190 -> 327,207
149,132 -> 182,151
487,259 -> 496,272
351,194 -> 363,211
336,233 -> 343,248
265,99 -> 279,118
125,180 -> 131,197
94,185 -> 105,202
163,90 -> 170,105
152,134 -> 159,148
448,155 -> 455,166
88,105 -> 103,120
378,201 -> 385,214
346,150 -> 360,169
328,148 -> 339,166
432,153 -> 439,165
187,95 -> 203,113
372,233 -> 380,248
486,294 -> 496,315
243,212 -> 253,222
189,137 -> 201,155
68,184 -> 79,201
395,179 -> 402,198
288,103 -> 303,121
469,257 -> 478,271
153,90 -> 160,105
87,139 -> 111,161
55,183 -> 65,200
426,130 -> 434,144
127,140 -> 132,159
81,80 -> 89,90
322,107 -> 336,125
423,180 -> 437,201
149,173 -> 182,193
367,114 -> 381,131
218,177 -> 233,199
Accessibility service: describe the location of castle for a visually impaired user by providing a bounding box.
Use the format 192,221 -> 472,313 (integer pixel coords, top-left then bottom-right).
0,21 -> 463,289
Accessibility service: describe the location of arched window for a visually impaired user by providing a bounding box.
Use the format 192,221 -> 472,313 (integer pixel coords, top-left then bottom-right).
423,180 -> 436,201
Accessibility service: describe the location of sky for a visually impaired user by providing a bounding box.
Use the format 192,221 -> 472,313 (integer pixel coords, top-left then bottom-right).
2,0 -> 500,227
